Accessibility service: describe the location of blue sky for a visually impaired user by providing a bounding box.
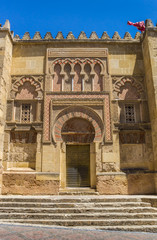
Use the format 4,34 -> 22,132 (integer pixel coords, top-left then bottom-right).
0,0 -> 157,39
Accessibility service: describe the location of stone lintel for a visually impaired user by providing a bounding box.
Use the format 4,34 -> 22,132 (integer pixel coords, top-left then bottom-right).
47,48 -> 108,58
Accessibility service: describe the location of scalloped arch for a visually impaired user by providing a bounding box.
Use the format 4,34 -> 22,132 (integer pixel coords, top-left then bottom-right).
114,77 -> 144,97
12,76 -> 42,92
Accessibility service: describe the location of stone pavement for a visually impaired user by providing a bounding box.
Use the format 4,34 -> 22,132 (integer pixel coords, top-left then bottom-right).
0,224 -> 157,240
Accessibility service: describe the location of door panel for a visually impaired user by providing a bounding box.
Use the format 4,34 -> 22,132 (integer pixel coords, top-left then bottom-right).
66,145 -> 90,187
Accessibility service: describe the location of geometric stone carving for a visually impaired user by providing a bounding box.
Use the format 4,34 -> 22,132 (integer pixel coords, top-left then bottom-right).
78,31 -> 87,40
101,32 -> 110,40
112,31 -> 121,40
22,32 -> 31,40
90,31 -> 99,39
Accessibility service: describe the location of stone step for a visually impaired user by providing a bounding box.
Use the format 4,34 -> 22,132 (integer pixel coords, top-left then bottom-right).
0,197 -> 143,203
2,218 -> 157,226
0,212 -> 157,220
0,206 -> 156,214
65,225 -> 157,233
59,188 -> 98,195
0,201 -> 150,208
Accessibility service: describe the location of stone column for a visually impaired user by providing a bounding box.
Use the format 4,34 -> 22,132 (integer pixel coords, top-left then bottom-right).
142,20 -> 157,192
36,132 -> 42,171
0,20 -> 13,194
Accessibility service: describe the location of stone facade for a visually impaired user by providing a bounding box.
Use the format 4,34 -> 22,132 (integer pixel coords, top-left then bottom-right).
0,19 -> 157,195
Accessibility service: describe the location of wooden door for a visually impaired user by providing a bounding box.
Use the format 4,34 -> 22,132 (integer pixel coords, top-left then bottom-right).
66,145 -> 90,187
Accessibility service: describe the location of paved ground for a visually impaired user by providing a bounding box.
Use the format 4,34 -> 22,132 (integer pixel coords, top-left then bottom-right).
0,224 -> 157,240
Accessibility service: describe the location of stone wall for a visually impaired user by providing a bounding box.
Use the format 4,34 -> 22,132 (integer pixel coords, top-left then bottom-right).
120,131 -> 154,171
0,26 -> 13,193
97,172 -> 155,195
2,173 -> 59,195
11,42 -> 143,77
142,26 -> 157,192
9,143 -> 36,169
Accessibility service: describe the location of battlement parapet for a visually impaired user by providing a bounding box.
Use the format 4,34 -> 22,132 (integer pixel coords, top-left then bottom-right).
13,31 -> 142,42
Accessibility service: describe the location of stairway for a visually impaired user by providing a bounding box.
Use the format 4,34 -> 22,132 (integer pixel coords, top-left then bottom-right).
0,196 -> 157,232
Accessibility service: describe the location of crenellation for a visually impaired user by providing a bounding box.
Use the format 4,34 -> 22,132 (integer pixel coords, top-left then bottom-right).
22,32 -> 31,40
66,32 -> 75,40
101,31 -> 110,39
44,32 -> 53,40
123,32 -> 132,40
90,31 -> 99,39
3,20 -> 10,31
55,31 -> 64,39
10,31 -> 143,42
78,31 -> 87,39
134,32 -> 141,40
14,34 -> 20,40
33,32 -> 42,40
112,31 -> 121,40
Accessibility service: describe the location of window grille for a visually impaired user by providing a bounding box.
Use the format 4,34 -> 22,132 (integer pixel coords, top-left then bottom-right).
125,104 -> 135,123
21,104 -> 31,123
